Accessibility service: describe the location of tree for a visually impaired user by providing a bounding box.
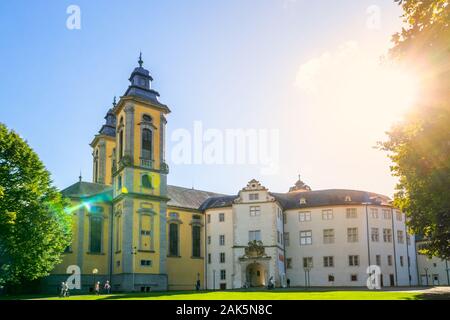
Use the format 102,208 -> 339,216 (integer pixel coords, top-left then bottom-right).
380,0 -> 450,259
0,123 -> 72,286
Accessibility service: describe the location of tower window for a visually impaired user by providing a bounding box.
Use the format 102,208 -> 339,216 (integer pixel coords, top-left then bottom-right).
142,128 -> 152,160
119,130 -> 124,160
94,149 -> 99,183
142,114 -> 152,122
141,174 -> 152,189
117,175 -> 122,190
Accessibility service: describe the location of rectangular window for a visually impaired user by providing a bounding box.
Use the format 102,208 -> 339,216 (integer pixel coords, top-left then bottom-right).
388,255 -> 393,266
349,255 -> 359,266
300,230 -> 312,245
383,228 -> 392,242
406,233 -> 411,245
219,234 -> 225,246
382,209 -> 392,220
208,253 -> 211,264
346,208 -> 357,219
396,211 -> 402,221
219,213 -> 225,222
249,206 -> 261,216
140,215 -> 151,250
371,228 -> 379,242
207,236 -> 211,245
370,208 -> 379,219
328,274 -> 335,282
323,229 -> 335,244
323,256 -> 334,267
140,260 -> 152,267
249,193 -> 259,200
207,214 -> 211,223
299,211 -> 311,222
322,209 -> 333,220
284,232 -> 290,246
397,230 -> 404,244
347,227 -> 358,243
249,230 -> 261,242
89,216 -> 102,253
169,223 -> 179,256
400,256 -> 404,267
220,269 -> 226,280
192,226 -> 201,257
351,274 -> 358,282
303,257 -> 313,268
376,254 -> 381,266
286,258 -> 292,269
220,252 -> 225,263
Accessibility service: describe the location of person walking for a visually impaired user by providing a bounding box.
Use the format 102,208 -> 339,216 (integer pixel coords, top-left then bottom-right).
63,282 -> 70,297
104,280 -> 111,294
95,281 -> 100,295
59,282 -> 66,298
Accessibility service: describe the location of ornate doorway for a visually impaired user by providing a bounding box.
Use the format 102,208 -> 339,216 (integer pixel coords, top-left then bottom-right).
246,263 -> 266,287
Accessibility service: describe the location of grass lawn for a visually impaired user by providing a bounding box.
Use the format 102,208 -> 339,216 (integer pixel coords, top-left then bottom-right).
0,289 -> 437,300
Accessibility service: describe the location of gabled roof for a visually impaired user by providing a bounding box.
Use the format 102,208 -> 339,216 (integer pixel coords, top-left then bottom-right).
167,185 -> 224,210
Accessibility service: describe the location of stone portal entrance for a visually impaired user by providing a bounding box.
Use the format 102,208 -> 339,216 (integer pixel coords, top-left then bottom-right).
246,262 -> 266,287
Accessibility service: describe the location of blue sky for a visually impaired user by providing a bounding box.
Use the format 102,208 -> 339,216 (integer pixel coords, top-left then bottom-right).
0,0 -> 409,196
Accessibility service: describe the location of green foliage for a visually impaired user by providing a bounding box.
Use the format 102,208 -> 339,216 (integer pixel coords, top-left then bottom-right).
381,0 -> 450,259
0,123 -> 72,285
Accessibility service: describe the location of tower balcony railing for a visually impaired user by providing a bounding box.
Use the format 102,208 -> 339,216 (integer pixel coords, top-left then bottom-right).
140,158 -> 154,169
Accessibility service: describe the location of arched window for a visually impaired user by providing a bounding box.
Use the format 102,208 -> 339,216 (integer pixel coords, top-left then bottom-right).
142,128 -> 152,160
141,174 -> 152,189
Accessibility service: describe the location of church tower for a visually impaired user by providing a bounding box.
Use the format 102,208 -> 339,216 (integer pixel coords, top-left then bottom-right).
90,98 -> 117,185
111,54 -> 170,291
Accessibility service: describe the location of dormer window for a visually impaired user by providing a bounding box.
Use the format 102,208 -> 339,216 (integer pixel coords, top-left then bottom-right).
300,197 -> 307,205
345,196 -> 352,202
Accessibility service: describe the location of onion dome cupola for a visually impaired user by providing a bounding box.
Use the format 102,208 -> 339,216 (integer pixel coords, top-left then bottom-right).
98,97 -> 117,137
124,52 -> 161,104
289,174 -> 312,192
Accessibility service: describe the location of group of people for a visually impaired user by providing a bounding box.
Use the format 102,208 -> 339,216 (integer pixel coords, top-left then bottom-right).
94,280 -> 111,295
58,280 -> 111,297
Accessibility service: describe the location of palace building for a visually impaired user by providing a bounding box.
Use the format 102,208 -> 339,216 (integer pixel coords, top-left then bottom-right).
43,56 -> 444,292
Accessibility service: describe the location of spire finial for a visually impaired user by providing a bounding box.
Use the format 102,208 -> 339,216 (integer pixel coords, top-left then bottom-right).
79,171 -> 82,182
112,96 -> 117,107
298,173 -> 301,181
138,52 -> 143,67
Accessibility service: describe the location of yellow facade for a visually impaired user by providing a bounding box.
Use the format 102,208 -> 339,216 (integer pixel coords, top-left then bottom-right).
166,208 -> 205,290
49,57 -> 205,292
